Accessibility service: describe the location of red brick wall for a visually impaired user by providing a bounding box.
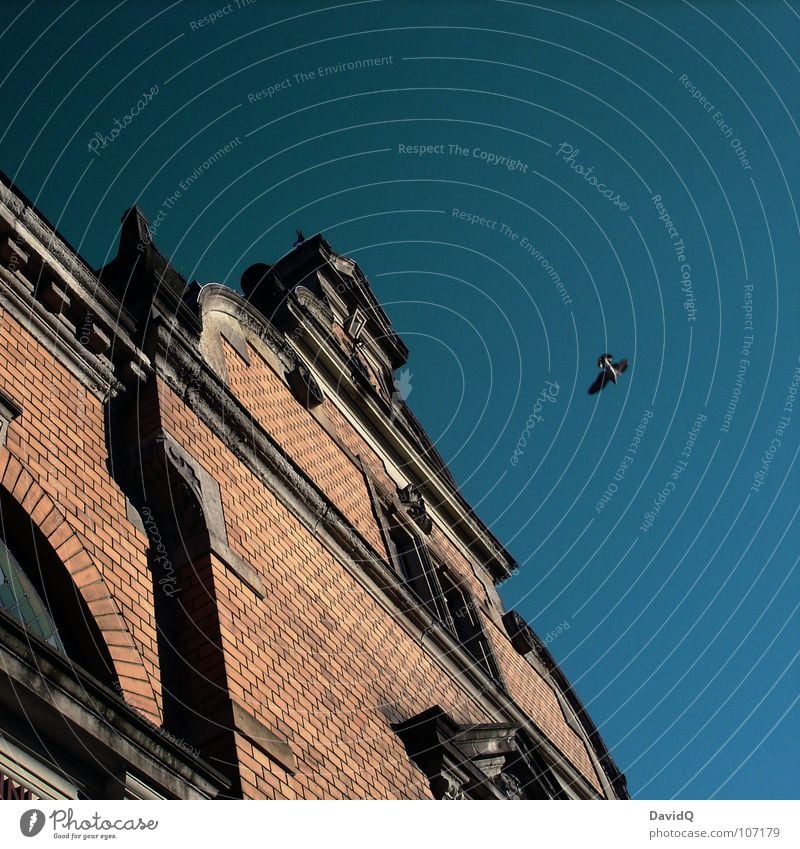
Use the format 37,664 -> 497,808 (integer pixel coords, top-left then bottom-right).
0,289 -> 603,797
0,308 -> 161,723
208,334 -> 603,795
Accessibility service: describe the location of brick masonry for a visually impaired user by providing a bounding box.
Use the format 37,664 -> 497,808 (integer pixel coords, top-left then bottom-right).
0,176 -> 626,799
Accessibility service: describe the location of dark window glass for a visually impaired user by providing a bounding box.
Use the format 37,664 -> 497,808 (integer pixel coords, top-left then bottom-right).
383,510 -> 501,682
439,570 -> 500,680
0,537 -> 64,651
388,524 -> 448,622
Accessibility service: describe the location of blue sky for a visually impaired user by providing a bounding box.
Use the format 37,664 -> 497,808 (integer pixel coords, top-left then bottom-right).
1,0 -> 798,800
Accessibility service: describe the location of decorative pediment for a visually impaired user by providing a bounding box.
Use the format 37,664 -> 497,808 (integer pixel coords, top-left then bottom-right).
396,483 -> 433,535
393,706 -> 563,800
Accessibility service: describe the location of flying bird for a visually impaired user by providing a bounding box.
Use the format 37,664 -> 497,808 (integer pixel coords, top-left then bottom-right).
588,353 -> 629,395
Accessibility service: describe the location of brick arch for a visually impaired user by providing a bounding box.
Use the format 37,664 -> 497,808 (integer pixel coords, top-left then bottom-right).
0,448 -> 161,724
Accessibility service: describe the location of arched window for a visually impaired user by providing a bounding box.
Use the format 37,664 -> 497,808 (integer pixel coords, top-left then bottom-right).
0,488 -> 115,685
0,535 -> 64,651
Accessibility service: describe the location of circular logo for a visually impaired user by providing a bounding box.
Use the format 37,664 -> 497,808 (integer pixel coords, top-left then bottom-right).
19,810 -> 46,837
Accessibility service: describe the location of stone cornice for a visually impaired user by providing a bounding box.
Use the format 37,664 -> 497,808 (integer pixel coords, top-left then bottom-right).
0,181 -> 148,400
0,265 -> 118,399
0,608 -> 227,799
0,179 -> 137,338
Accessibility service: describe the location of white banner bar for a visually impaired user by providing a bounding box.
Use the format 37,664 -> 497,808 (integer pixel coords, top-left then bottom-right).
1,800 -> 798,848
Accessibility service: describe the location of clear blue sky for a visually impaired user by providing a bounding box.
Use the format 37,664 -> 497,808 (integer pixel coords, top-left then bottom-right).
1,0 -> 798,800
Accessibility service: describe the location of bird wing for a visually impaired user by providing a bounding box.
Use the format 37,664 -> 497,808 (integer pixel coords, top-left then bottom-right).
588,372 -> 609,394
615,358 -> 629,374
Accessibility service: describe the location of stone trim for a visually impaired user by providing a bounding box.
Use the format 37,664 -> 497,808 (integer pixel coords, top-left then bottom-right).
0,609 -> 227,799
396,483 -> 433,535
502,610 -> 627,799
231,701 -> 296,775
219,325 -> 250,365
142,430 -> 265,599
200,283 -> 517,584
0,388 -> 21,447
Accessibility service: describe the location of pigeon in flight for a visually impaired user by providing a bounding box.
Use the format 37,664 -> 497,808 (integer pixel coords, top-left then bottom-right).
588,353 -> 629,395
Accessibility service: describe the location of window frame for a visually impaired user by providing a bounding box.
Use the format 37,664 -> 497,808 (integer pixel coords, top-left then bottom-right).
383,505 -> 501,681
386,518 -> 450,624
0,534 -> 65,652
361,460 -> 503,687
438,566 -> 501,681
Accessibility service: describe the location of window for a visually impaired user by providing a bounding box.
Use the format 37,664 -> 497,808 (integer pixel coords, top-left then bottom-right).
384,510 -> 500,681
0,737 -> 77,800
439,569 -> 500,680
0,488 -> 116,684
387,523 -> 448,622
0,536 -> 64,651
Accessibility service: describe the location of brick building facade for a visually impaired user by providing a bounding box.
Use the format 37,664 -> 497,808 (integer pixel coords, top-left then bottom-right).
0,171 -> 627,800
